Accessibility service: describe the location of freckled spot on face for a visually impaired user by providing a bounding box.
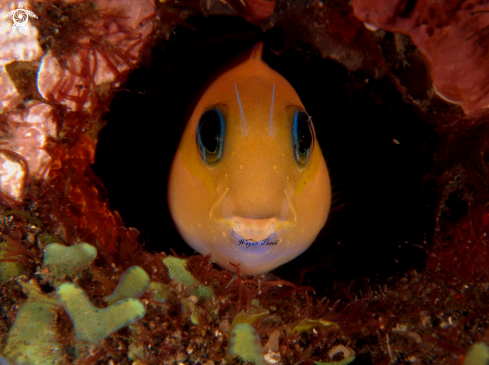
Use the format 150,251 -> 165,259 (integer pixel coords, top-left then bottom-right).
239,164 -> 244,170
273,164 -> 277,170
225,173 -> 228,178
253,99 -> 258,104
286,176 -> 290,180
254,78 -> 257,82
281,152 -> 285,157
248,107 -> 252,111
244,135 -> 249,141
262,108 -> 267,112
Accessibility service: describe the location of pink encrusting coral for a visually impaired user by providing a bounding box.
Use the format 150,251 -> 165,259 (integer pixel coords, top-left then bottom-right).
352,0 -> 489,113
0,0 -> 155,202
0,0 -> 44,199
1,104 -> 55,198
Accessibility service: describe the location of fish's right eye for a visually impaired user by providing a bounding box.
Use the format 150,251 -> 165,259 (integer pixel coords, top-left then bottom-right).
196,109 -> 225,165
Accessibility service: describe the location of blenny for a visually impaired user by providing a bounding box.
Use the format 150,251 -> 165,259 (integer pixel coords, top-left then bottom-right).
168,42 -> 331,274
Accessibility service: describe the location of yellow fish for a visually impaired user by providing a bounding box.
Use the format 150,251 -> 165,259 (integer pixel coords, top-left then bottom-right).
168,43 -> 331,275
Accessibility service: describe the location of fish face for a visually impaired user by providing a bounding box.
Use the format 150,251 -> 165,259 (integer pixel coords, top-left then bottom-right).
168,45 -> 331,274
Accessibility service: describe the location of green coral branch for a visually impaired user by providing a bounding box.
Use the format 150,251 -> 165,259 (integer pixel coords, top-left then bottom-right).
162,256 -> 213,302
56,282 -> 146,345
105,266 -> 150,305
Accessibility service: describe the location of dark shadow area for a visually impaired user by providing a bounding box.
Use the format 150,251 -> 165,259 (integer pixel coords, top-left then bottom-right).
93,14 -> 434,296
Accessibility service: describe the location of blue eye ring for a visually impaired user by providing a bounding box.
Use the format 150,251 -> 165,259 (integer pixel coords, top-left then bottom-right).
196,108 -> 225,165
293,110 -> 315,167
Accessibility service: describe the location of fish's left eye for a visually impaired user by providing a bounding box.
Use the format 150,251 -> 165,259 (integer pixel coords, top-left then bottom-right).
293,110 -> 314,167
196,108 -> 225,165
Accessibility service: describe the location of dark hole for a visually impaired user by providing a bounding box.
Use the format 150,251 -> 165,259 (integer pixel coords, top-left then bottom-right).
93,14 -> 435,296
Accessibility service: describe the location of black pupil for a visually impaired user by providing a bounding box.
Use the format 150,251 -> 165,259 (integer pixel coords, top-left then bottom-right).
297,112 -> 312,154
199,110 -> 221,153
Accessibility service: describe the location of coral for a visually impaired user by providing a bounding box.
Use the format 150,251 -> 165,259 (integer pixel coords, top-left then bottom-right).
41,242 -> 97,283
464,343 -> 489,365
162,255 -> 213,302
104,265 -> 149,305
56,282 -> 146,347
0,0 -> 157,255
0,103 -> 55,199
35,0 -> 155,112
227,323 -> 266,365
352,0 -> 489,113
0,0 -> 48,199
226,311 -> 269,365
2,282 -> 65,365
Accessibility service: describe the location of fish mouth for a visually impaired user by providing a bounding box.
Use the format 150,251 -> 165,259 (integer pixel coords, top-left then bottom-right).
209,188 -> 297,240
230,216 -> 281,241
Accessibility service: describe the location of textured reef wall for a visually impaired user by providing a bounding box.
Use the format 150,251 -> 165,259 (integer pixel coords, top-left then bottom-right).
1,0 -> 489,364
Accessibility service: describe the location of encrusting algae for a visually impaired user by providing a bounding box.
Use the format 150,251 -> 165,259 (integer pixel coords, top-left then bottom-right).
162,255 -> 214,303
226,311 -> 269,365
2,282 -> 64,365
104,265 -> 150,305
41,242 -> 97,284
56,282 -> 146,348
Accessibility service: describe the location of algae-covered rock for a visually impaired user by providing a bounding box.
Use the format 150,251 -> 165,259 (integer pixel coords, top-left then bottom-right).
0,247 -> 24,283
464,342 -> 489,365
42,243 -> 97,283
226,311 -> 268,365
2,282 -> 65,365
105,266 -> 150,305
227,323 -> 266,365
56,282 -> 146,346
162,256 -> 213,302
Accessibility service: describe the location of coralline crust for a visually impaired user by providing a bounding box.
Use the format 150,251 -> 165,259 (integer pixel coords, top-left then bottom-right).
352,0 -> 489,113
